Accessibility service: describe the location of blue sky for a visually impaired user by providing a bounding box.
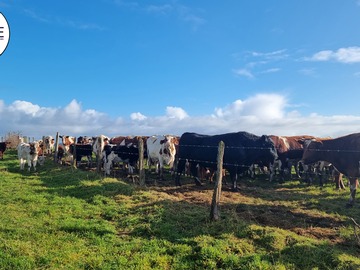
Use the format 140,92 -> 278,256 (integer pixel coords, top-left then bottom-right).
1,0 -> 360,139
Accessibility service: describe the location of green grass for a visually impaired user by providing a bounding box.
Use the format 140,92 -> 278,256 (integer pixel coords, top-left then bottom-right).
0,149 -> 359,269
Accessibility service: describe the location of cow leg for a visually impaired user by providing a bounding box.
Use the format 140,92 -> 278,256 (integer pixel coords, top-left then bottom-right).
190,164 -> 202,186
103,159 -> 112,175
33,160 -> 37,171
248,164 -> 255,179
346,177 -> 358,207
231,173 -> 239,191
19,158 -> 24,170
27,158 -> 32,172
128,164 -> 134,175
170,158 -> 177,179
87,155 -> 92,167
159,166 -> 164,181
339,174 -> 346,189
269,162 -> 276,182
175,159 -> 189,186
175,173 -> 182,186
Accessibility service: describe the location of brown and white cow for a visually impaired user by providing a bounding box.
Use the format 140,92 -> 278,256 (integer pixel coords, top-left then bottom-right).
59,135 -> 76,153
269,135 -> 318,181
17,141 -> 41,171
301,133 -> 360,207
146,135 -> 177,180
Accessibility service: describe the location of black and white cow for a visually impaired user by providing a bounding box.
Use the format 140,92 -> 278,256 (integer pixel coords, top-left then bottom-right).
146,135 -> 177,180
102,136 -> 148,176
0,142 -> 9,159
103,144 -> 141,176
175,132 -> 278,190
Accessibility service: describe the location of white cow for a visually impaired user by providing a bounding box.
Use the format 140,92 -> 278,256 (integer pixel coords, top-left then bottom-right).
43,135 -> 55,154
17,141 -> 41,171
146,135 -> 177,180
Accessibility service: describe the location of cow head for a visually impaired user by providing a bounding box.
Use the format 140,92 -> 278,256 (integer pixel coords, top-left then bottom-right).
29,141 -> 40,155
301,140 -> 323,165
161,135 -> 177,164
261,135 -> 278,162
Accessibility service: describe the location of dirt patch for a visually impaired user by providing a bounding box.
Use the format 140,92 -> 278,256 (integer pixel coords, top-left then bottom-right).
149,180 -> 347,243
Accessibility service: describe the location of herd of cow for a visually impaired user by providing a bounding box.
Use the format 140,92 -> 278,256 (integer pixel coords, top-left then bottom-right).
1,131 -> 360,207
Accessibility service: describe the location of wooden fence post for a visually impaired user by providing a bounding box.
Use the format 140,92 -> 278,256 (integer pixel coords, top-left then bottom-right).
138,138 -> 145,186
96,137 -> 102,173
210,140 -> 225,221
54,132 -> 60,163
72,137 -> 77,169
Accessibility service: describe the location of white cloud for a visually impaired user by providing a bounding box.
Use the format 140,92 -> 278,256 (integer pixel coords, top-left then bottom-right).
233,68 -> 255,79
260,68 -> 280,74
215,94 -> 286,120
308,47 -> 360,63
166,106 -> 188,120
130,112 -> 147,121
251,49 -> 288,61
1,95 -> 360,139
64,99 -> 81,116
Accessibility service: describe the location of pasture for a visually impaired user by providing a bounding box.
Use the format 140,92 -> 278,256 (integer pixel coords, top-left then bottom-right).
0,149 -> 360,269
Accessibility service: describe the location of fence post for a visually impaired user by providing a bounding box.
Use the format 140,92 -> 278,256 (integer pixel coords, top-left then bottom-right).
138,138 -> 145,186
210,140 -> 225,221
72,137 -> 77,169
96,137 -> 102,173
54,132 -> 60,163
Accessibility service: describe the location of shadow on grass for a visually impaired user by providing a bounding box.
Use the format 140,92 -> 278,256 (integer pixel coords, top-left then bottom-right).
3,151 -> 360,269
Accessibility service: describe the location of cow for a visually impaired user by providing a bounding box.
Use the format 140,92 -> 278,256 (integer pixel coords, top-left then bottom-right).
17,141 -> 41,171
43,135 -> 55,155
92,135 -> 110,160
268,135 -> 318,181
57,145 -> 65,164
175,132 -> 278,190
109,136 -> 140,147
146,135 -> 177,180
0,142 -> 9,160
103,144 -> 143,176
69,143 -> 93,167
103,136 -> 148,175
59,135 -> 76,153
301,133 -> 360,207
77,136 -> 93,145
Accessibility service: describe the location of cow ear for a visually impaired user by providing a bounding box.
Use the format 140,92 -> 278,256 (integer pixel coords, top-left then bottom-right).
261,135 -> 269,143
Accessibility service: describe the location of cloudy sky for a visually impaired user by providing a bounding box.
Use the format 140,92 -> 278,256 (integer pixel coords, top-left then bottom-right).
1,1 -> 360,139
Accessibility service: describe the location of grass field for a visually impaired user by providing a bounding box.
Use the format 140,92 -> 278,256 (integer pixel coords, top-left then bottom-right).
0,149 -> 359,269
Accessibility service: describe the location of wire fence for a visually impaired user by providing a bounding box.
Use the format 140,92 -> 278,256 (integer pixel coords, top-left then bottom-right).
101,143 -> 360,164
58,139 -> 360,172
